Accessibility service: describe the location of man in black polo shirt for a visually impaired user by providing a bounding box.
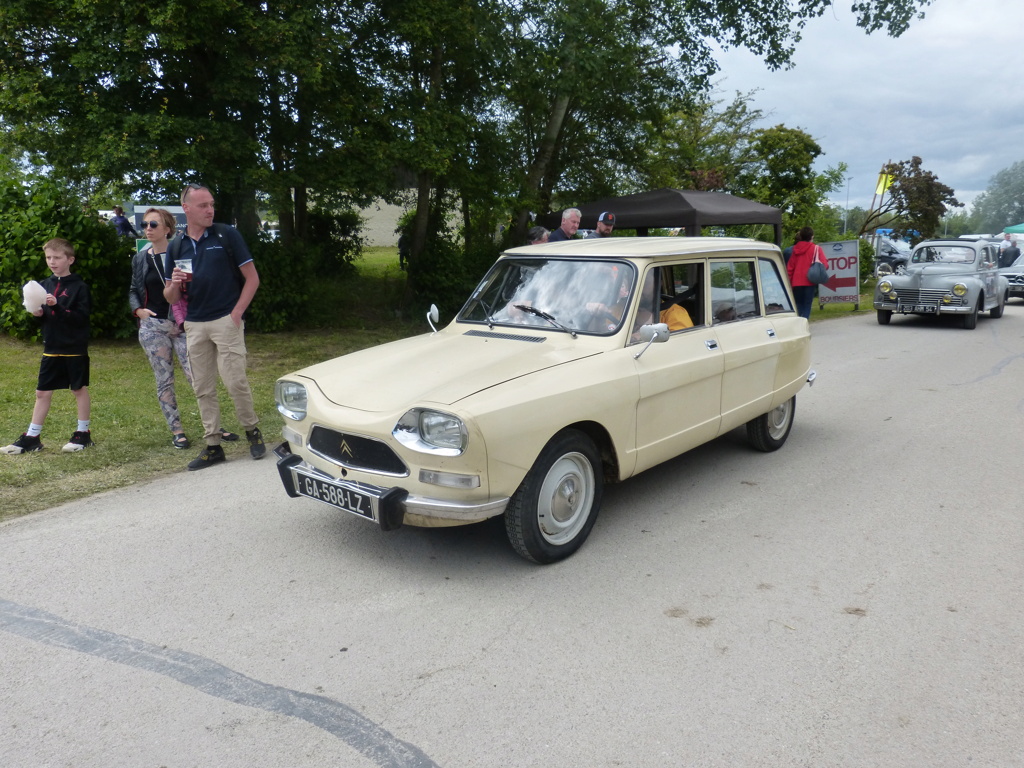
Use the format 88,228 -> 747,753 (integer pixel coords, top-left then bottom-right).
164,184 -> 264,470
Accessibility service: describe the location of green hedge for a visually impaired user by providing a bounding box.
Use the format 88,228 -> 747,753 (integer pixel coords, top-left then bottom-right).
0,175 -> 134,341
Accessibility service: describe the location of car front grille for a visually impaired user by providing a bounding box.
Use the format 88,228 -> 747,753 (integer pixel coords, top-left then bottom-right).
308,426 -> 408,476
892,288 -> 964,307
1007,273 -> 1024,286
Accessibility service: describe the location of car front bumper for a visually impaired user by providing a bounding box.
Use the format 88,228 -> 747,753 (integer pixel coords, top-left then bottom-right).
274,442 -> 509,529
873,300 -> 973,314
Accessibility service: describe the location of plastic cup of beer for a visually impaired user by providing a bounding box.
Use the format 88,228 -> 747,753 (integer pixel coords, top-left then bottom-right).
175,259 -> 193,282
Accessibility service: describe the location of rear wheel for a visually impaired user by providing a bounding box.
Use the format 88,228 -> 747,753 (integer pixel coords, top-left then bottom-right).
876,309 -> 892,325
963,296 -> 980,329
505,429 -> 603,564
746,396 -> 795,453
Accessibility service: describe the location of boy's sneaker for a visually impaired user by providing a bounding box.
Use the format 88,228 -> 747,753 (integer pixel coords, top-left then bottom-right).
62,431 -> 94,453
0,434 -> 44,455
188,444 -> 226,471
246,427 -> 266,459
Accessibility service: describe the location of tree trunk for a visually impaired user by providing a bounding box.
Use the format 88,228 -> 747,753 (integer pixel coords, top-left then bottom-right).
514,93 -> 572,240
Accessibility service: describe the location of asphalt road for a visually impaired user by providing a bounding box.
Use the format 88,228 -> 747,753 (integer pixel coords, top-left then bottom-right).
2,307 -> 1024,767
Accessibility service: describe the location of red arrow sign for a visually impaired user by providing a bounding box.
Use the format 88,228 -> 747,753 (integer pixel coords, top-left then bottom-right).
824,274 -> 858,292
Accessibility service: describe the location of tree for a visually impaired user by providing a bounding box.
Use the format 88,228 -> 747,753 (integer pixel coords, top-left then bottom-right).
503,0 -> 933,240
738,125 -> 846,239
645,89 -> 766,192
860,157 -> 961,242
0,0 -> 393,244
972,161 -> 1024,233
0,0 -> 935,307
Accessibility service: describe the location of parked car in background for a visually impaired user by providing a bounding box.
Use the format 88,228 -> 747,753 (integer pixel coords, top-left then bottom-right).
999,252 -> 1024,302
273,238 -> 815,563
873,237 -> 912,275
874,238 -> 1008,329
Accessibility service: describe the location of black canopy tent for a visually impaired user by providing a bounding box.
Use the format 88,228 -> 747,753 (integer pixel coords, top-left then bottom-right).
540,188 -> 783,245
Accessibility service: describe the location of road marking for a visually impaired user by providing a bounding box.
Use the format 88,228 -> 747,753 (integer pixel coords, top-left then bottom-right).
0,598 -> 438,768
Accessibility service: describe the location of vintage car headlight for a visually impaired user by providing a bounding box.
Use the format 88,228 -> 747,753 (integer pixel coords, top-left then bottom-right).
952,283 -> 968,297
394,408 -> 467,455
878,280 -> 893,294
275,380 -> 308,421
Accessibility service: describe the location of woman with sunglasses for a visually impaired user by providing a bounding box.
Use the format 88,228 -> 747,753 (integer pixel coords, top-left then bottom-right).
128,208 -> 238,449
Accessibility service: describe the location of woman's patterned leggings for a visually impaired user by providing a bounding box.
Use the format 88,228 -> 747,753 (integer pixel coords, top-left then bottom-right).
138,317 -> 193,433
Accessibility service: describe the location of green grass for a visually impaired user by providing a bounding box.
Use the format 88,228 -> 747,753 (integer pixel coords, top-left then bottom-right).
0,246 -> 419,522
812,279 -> 877,320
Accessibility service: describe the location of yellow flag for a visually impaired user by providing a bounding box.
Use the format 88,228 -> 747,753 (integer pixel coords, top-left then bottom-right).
875,173 -> 892,195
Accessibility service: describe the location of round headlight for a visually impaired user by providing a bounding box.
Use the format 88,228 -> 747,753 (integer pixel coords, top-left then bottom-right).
952,283 -> 968,297
275,380 -> 308,421
878,280 -> 892,294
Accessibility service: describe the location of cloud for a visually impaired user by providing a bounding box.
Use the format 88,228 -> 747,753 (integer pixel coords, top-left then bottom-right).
712,0 -> 1024,211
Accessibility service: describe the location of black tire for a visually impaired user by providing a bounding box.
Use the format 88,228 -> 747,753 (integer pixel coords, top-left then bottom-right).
963,297 -> 980,329
877,309 -> 892,325
991,292 -> 1006,318
505,429 -> 603,564
746,396 -> 795,453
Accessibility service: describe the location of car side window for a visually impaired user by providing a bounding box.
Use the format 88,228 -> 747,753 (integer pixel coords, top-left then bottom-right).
662,262 -> 705,329
758,258 -> 793,315
710,261 -> 759,324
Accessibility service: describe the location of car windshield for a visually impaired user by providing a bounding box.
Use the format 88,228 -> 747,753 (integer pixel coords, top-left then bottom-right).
458,257 -> 638,335
912,245 -> 976,264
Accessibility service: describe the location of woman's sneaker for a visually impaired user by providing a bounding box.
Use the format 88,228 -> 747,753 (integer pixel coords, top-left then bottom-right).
62,431 -> 94,453
0,434 -> 44,454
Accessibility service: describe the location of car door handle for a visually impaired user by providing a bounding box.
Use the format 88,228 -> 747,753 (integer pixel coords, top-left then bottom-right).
766,328 -> 776,338
705,339 -> 719,351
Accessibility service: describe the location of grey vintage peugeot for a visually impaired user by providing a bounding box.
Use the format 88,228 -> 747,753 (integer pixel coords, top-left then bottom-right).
874,238 -> 1009,329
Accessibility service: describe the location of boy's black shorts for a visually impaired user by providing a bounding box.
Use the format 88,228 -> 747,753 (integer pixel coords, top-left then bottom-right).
37,355 -> 90,391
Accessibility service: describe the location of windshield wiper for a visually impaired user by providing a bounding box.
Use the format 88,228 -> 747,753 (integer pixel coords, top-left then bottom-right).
514,304 -> 577,338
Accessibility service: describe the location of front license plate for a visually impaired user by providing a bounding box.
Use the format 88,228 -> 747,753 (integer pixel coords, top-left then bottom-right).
899,303 -> 937,313
294,471 -> 375,520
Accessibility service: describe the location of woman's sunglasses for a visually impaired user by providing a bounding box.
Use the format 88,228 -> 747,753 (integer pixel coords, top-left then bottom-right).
141,220 -> 162,229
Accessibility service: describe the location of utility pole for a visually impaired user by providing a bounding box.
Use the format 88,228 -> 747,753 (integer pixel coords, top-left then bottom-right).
843,177 -> 851,235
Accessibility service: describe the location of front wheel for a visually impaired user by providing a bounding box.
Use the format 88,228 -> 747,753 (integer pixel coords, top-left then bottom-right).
505,429 -> 603,564
746,396 -> 795,453
963,296 -> 980,329
876,309 -> 892,325
990,292 -> 1006,318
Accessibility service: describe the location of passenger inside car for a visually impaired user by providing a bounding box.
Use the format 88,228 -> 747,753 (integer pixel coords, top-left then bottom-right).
630,271 -> 695,342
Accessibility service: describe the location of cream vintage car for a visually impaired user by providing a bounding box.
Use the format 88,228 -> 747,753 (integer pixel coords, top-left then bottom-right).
274,237 -> 815,563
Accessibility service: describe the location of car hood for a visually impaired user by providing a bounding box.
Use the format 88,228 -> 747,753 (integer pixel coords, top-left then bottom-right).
899,264 -> 977,279
294,325 -> 602,411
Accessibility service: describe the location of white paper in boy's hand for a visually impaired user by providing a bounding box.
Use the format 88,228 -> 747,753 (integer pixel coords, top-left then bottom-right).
22,280 -> 47,312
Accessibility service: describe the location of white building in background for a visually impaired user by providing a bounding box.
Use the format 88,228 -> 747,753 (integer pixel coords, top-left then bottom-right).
359,198 -> 409,247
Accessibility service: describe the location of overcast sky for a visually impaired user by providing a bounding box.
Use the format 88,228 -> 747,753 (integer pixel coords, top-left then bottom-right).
711,0 -> 1024,214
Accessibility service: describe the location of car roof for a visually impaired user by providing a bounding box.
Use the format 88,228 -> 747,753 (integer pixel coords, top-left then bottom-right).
914,239 -> 986,247
504,236 -> 780,259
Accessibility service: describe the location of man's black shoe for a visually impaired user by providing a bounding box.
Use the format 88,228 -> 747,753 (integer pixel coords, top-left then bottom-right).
246,427 -> 266,460
188,444 -> 226,471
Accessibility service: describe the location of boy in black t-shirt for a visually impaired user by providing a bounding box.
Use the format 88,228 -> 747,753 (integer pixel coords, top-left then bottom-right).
1,238 -> 94,455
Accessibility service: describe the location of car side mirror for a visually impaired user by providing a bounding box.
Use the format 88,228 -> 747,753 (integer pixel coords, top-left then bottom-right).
633,323 -> 669,360
427,304 -> 440,333
876,262 -> 894,277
